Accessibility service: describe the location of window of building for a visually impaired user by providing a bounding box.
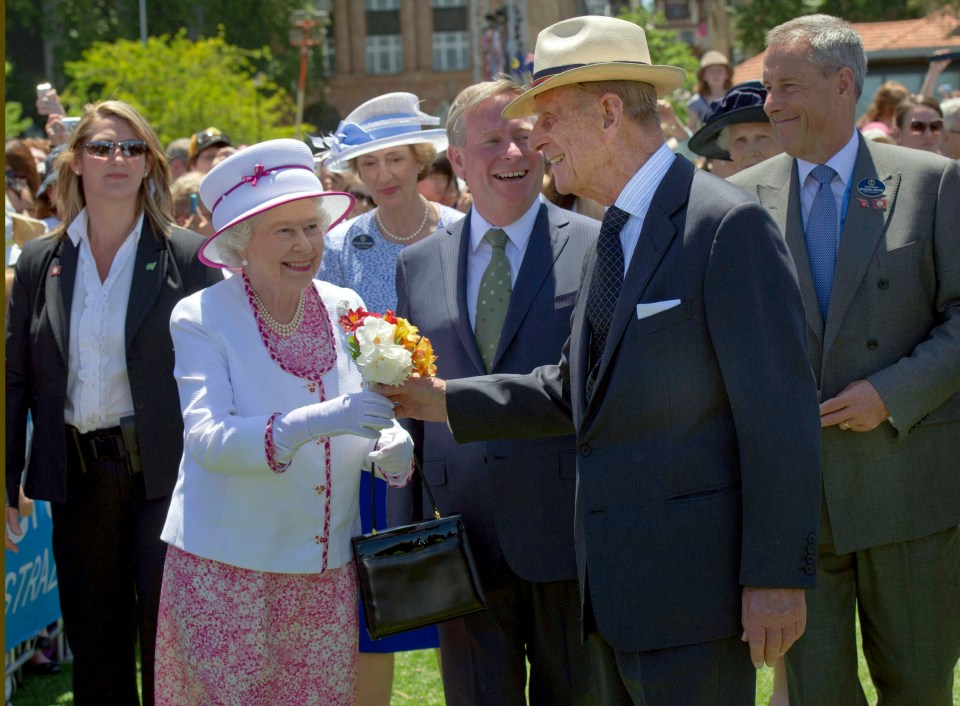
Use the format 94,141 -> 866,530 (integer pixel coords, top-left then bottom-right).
665,1 -> 691,20
432,0 -> 469,71
365,0 -> 402,74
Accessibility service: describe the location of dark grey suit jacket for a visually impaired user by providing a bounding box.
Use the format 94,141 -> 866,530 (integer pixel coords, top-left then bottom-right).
387,202 -> 599,582
6,219 -> 220,506
446,156 -> 822,653
731,135 -> 960,554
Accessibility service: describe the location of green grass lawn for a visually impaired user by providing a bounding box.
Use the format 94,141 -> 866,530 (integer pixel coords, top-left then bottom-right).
8,644 -> 958,705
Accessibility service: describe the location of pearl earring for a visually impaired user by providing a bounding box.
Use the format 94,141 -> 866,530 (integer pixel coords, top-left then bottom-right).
241,259 -> 248,267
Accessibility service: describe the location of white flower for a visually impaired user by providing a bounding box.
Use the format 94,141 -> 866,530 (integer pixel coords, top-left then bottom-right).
354,317 -> 413,385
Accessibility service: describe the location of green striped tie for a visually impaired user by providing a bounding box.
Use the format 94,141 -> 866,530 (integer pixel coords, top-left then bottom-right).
475,228 -> 512,372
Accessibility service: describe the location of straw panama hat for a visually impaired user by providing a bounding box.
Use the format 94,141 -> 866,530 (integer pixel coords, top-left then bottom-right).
198,138 -> 353,268
502,15 -> 686,119
697,50 -> 732,80
316,92 -> 448,173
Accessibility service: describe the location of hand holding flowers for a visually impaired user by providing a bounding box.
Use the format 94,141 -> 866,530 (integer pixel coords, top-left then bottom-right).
338,305 -> 437,386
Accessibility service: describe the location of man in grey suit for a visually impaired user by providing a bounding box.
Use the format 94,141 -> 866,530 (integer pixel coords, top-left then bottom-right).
387,78 -> 600,705
730,15 -> 960,706
380,16 -> 822,706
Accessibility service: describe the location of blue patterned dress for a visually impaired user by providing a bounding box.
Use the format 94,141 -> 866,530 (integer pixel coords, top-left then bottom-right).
318,203 -> 463,653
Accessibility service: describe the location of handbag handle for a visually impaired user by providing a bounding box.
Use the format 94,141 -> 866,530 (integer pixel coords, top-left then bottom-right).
369,458 -> 441,535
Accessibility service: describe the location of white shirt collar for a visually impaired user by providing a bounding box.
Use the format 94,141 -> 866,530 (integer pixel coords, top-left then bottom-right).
469,195 -> 543,253
796,131 -> 859,186
614,142 -> 676,219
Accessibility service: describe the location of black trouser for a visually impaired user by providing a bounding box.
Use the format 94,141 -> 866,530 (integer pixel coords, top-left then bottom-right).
52,428 -> 170,706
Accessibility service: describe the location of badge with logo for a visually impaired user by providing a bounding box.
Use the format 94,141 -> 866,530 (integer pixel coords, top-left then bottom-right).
873,198 -> 887,210
351,234 -> 375,251
857,178 -> 885,198
857,197 -> 869,208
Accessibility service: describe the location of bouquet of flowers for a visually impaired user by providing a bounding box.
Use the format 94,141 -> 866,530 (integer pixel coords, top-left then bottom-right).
338,305 -> 438,386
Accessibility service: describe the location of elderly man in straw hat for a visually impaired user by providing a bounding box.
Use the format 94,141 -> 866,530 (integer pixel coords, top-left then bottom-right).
377,15 -> 822,704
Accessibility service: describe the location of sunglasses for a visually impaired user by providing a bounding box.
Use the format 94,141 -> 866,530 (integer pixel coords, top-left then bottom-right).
908,119 -> 943,135
83,139 -> 149,158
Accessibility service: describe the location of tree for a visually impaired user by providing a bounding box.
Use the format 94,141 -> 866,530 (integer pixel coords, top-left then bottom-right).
59,30 -> 309,147
5,62 -> 35,139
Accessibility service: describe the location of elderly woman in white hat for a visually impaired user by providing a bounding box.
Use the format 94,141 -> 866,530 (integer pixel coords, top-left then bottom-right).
315,92 -> 462,700
153,139 -> 415,705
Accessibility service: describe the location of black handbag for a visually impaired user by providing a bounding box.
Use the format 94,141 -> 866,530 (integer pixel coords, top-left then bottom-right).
352,462 -> 488,639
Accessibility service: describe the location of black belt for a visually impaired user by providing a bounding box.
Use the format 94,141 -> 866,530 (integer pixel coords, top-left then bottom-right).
66,419 -> 142,474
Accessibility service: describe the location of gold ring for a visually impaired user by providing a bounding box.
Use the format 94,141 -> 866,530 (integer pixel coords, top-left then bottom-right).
840,421 -> 851,431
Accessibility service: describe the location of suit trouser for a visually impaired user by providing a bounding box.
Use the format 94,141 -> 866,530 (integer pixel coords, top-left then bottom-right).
785,525 -> 960,706
51,444 -> 170,706
438,561 -> 597,706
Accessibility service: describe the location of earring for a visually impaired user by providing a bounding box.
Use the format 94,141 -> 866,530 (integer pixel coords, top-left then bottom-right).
241,258 -> 248,267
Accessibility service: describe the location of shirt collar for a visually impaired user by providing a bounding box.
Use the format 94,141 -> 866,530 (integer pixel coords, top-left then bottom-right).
796,131 -> 859,187
67,207 -> 145,247
614,142 -> 676,219
469,194 -> 543,253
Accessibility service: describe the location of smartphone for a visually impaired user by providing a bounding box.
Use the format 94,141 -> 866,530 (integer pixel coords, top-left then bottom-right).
36,82 -> 64,116
189,193 -> 199,215
61,117 -> 81,134
927,50 -> 960,62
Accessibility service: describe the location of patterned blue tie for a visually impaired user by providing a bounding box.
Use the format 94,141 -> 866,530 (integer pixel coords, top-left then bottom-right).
585,205 -> 630,401
805,165 -> 838,321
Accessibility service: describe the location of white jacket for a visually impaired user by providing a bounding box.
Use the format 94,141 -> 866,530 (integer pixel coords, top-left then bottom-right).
161,276 -> 395,574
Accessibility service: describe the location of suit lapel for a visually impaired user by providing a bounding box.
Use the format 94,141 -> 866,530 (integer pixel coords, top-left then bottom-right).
449,218 -> 488,374
125,219 -> 170,348
45,237 -> 78,364
588,158 -> 687,405
822,137 -> 898,357
758,157 -> 825,344
492,204 -> 567,370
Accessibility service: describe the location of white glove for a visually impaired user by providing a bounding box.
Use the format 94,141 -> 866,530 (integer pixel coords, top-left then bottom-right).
368,423 -> 414,484
272,391 -> 396,458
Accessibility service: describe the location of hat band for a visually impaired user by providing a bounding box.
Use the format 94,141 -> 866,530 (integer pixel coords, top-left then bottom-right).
531,60 -> 653,87
211,163 -> 315,217
322,112 -> 440,154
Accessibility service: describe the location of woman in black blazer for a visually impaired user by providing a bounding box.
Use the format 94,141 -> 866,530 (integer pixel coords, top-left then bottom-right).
5,100 -> 219,705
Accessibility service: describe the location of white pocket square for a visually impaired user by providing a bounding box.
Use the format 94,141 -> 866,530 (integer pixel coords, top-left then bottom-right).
636,299 -> 681,320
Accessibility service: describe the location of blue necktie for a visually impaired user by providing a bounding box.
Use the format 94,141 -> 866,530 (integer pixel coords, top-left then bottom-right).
805,165 -> 838,321
585,205 -> 629,401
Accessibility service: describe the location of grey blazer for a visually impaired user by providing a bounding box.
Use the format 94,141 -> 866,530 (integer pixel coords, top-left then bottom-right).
730,135 -> 960,554
5,220 -> 220,506
387,202 -> 599,582
446,156 -> 822,653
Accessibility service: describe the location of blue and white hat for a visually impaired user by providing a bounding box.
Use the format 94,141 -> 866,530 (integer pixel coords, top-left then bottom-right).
198,139 -> 354,268
315,92 -> 448,173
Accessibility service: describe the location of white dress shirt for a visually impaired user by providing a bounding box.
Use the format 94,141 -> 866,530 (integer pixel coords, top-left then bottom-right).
65,208 -> 143,432
613,142 -> 676,275
465,196 -> 542,329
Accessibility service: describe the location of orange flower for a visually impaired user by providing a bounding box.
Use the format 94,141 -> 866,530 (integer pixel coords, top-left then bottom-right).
411,337 -> 438,378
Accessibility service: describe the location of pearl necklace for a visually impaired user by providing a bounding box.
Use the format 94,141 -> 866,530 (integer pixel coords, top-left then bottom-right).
251,288 -> 306,336
375,195 -> 432,243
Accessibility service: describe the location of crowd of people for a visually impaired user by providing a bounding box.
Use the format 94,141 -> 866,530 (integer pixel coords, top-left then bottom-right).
5,11 -> 959,706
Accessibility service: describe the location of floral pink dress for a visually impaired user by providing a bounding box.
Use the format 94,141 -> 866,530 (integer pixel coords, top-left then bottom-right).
154,276 -> 359,705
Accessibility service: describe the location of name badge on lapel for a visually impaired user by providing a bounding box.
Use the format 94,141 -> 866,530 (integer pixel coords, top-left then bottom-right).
352,234 -> 375,251
857,178 -> 885,198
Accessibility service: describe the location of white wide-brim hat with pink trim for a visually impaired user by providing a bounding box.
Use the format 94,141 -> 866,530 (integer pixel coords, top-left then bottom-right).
198,138 -> 354,268
314,92 -> 448,173
502,15 -> 686,119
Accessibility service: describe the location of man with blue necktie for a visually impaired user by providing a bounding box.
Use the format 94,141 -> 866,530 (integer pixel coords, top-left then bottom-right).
731,14 -> 960,706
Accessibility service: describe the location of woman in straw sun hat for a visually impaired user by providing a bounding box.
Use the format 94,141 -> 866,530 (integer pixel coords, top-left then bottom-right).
153,138 -> 415,704
686,50 -> 734,131
316,91 -> 462,704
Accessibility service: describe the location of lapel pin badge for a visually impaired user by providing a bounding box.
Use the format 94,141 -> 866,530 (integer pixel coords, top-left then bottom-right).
49,264 -> 61,277
873,198 -> 887,210
857,178 -> 886,198
145,261 -> 157,271
857,197 -> 870,208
